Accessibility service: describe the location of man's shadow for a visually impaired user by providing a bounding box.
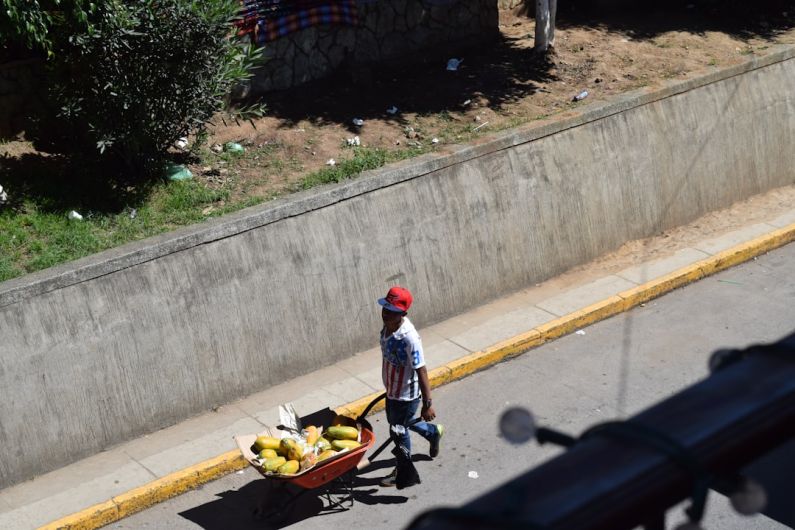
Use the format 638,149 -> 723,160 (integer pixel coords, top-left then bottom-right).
179,406 -> 432,529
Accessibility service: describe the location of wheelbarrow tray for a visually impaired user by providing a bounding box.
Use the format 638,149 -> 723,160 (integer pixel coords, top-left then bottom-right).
235,425 -> 375,489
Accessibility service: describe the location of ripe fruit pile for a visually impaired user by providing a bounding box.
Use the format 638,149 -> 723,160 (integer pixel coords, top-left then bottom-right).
251,422 -> 361,475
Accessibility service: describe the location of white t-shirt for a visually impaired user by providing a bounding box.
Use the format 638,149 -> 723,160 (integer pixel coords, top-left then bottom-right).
381,317 -> 426,401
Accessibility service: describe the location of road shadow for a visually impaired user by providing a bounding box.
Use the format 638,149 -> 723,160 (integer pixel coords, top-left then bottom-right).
178,454 -> 432,529
556,0 -> 795,41
0,152 -> 161,214
245,1 -> 795,133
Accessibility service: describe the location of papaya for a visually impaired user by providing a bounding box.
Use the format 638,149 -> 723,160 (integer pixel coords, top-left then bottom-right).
317,449 -> 337,462
280,438 -> 303,462
262,456 -> 286,472
304,425 -> 319,446
325,425 -> 359,441
258,448 -> 278,460
253,435 -> 281,453
315,438 -> 332,452
277,460 -> 300,475
300,452 -> 317,471
331,439 -> 361,451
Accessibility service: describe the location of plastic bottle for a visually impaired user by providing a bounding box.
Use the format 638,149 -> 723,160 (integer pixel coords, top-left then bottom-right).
573,90 -> 589,102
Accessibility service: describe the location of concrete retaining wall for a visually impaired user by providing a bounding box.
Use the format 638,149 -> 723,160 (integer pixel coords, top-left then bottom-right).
1,47 -> 794,489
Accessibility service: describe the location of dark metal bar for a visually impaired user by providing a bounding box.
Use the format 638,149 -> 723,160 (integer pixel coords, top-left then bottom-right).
358,392 -> 387,420
411,332 -> 795,530
641,512 -> 666,530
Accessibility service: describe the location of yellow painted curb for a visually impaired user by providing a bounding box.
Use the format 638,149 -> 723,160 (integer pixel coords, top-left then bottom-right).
38,501 -> 119,530
112,450 -> 246,520
40,222 -> 795,530
446,329 -> 543,382
335,391 -> 385,419
536,296 -> 626,341
698,224 -> 795,276
618,264 -> 705,309
38,452 -> 247,530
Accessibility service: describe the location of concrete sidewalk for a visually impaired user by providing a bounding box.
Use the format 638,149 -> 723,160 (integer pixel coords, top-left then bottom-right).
2,200 -> 795,529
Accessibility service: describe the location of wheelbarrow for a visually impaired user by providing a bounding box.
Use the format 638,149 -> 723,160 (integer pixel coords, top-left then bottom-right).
236,392 -> 404,523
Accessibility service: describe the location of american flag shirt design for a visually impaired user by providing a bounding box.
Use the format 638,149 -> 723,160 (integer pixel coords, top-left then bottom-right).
381,317 -> 425,401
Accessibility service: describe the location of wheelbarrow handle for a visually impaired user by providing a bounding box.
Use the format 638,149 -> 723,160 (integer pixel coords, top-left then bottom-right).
357,392 -> 387,420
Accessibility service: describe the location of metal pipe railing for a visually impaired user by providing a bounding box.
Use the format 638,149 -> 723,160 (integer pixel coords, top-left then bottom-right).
407,331 -> 795,530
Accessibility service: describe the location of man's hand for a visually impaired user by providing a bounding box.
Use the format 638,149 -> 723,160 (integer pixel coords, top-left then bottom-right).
421,404 -> 436,422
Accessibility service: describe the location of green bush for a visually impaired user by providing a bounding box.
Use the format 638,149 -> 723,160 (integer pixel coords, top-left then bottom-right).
0,1 -> 97,54
38,0 -> 262,178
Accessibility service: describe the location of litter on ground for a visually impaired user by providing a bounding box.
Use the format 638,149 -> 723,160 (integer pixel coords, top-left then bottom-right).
446,58 -> 463,71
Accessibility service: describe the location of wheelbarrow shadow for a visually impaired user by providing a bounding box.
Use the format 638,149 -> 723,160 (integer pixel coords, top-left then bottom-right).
178,455 -> 431,529
179,405 -> 432,529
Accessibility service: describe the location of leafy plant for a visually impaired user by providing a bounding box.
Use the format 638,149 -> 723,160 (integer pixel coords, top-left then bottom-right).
0,0 -> 98,54
40,0 -> 263,178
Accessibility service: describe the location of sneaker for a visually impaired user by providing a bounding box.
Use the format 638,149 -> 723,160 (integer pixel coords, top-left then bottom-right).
430,424 -> 444,458
380,468 -> 397,487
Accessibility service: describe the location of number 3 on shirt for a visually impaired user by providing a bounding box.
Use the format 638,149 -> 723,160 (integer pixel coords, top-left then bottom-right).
412,350 -> 421,366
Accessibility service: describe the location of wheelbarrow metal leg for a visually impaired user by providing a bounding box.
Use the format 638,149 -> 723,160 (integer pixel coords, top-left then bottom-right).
254,481 -> 307,523
361,417 -> 423,468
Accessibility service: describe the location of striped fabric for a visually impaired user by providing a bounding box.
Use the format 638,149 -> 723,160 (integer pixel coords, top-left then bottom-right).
237,0 -> 359,44
381,317 -> 426,401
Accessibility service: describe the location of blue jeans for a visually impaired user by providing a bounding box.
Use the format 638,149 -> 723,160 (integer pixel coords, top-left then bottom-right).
385,398 -> 438,454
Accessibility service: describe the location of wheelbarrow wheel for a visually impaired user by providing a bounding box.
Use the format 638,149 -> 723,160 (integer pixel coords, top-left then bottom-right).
253,482 -> 298,524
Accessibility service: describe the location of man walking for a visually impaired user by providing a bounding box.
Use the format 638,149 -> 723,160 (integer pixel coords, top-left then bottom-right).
377,286 -> 443,487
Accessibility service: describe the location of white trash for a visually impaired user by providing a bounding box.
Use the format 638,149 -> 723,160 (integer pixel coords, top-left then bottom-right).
468,471 -> 479,479
446,58 -> 463,71
386,106 -> 399,115
352,118 -> 364,127
174,137 -> 188,150
67,210 -> 84,221
0,185 -> 7,205
346,136 -> 361,147
573,90 -> 589,102
326,159 -> 336,166
432,138 -> 439,144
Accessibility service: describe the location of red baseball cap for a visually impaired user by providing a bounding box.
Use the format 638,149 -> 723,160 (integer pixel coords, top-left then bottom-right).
378,286 -> 413,313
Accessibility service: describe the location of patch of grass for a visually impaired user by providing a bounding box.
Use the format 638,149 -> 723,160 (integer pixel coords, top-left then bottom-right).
0,180 -> 231,282
296,146 -> 427,190
297,148 -> 388,189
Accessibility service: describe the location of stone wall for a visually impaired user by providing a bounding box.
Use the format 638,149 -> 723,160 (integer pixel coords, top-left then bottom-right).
251,0 -> 499,92
0,2 -> 499,130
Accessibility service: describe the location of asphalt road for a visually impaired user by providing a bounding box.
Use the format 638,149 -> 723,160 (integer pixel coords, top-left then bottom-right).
109,242 -> 795,530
